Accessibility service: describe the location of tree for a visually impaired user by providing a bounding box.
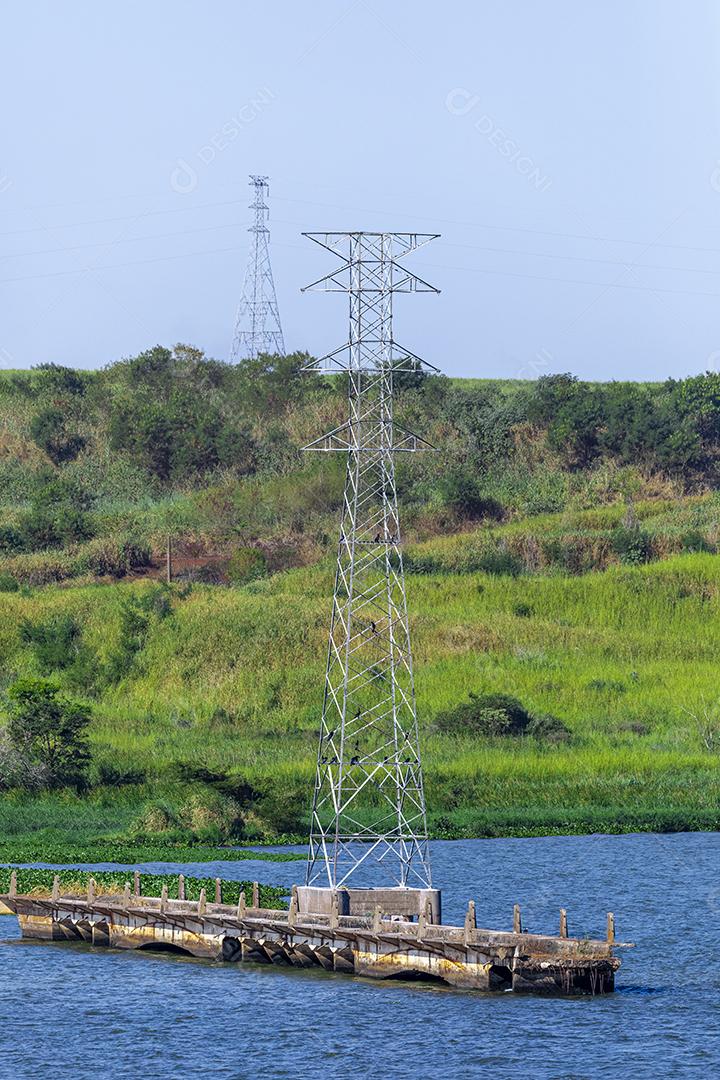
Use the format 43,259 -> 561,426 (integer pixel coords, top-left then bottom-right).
33,363 -> 87,397
5,678 -> 91,788
30,406 -> 86,465
233,351 -> 318,415
107,345 -> 255,483
529,374 -> 601,468
19,473 -> 94,550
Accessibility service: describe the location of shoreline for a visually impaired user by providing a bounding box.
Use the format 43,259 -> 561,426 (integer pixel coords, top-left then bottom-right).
1,814 -> 719,871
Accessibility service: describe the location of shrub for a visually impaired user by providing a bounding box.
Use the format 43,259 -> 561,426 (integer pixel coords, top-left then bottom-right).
0,732 -> 48,792
610,525 -> 653,565
0,551 -> 74,586
436,692 -> 571,743
20,614 -> 83,672
178,792 -> 244,841
227,546 -> 267,585
525,713 -> 571,742
403,551 -> 443,574
75,536 -> 151,577
131,801 -> 178,835
436,692 -> 533,737
33,363 -> 87,397
513,602 -> 533,617
251,781 -> 307,837
681,530 -> 713,554
0,526 -> 25,554
3,677 -> 92,789
104,602 -> 150,684
18,474 -> 94,551
104,586 -> 171,684
29,407 -> 85,466
476,549 -> 524,577
90,761 -> 146,787
439,469 -> 505,521
0,572 -> 19,592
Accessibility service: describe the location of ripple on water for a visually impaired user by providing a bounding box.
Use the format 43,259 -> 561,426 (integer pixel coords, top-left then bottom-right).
0,833 -> 718,1080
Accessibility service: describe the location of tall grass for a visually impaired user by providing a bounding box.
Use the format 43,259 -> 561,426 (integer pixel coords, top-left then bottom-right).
1,551 -> 720,839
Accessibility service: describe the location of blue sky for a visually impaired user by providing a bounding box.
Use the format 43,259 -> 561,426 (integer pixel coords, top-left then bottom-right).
2,0 -> 720,379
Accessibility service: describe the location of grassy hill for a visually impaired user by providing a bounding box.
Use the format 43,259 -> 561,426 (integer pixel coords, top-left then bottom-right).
1,349 -> 720,854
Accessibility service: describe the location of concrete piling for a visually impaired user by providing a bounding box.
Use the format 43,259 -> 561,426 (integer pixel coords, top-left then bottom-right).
513,904 -> 522,934
464,900 -> 477,945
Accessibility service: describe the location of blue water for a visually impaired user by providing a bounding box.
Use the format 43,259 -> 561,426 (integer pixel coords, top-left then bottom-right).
1,833 -> 718,1079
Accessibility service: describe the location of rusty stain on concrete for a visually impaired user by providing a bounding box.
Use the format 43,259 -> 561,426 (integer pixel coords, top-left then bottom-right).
1,883 -> 629,996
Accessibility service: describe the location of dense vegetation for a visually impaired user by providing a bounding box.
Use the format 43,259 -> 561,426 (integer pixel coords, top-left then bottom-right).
1,347 -> 720,853
0,867 -> 286,907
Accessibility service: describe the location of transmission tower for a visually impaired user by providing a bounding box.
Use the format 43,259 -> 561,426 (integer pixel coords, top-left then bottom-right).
230,175 -> 285,361
302,232 -> 440,890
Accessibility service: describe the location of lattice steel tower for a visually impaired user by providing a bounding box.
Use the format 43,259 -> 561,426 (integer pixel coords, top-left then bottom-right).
230,175 -> 285,361
303,232 -> 440,890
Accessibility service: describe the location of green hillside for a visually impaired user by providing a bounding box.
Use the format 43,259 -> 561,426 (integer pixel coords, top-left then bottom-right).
1,348 -> 720,854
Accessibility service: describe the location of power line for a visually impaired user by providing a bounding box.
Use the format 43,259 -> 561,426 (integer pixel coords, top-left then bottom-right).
0,219 -> 248,261
6,242 -> 720,299
4,189 -> 720,263
273,193 -> 720,257
434,240 -> 720,276
0,244 -> 248,284
0,196 -> 249,238
8,209 -> 720,284
8,212 -> 720,281
422,260 -> 720,299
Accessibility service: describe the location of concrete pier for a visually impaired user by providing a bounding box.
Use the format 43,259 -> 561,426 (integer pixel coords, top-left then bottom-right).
1,876 -> 628,995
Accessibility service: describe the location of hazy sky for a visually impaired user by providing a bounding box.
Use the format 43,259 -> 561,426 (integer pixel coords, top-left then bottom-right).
2,0 -> 720,379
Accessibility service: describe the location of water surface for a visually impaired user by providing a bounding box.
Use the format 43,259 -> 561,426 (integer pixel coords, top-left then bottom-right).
2,833 -> 718,1079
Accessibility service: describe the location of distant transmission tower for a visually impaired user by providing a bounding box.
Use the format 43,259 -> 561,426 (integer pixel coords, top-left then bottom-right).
303,232 -> 440,890
230,175 -> 285,361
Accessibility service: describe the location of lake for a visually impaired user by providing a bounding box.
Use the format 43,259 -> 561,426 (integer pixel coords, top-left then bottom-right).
1,832 -> 718,1079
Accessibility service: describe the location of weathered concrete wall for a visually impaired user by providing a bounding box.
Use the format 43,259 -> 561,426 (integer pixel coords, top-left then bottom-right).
4,891 -> 622,995
296,885 -> 442,923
